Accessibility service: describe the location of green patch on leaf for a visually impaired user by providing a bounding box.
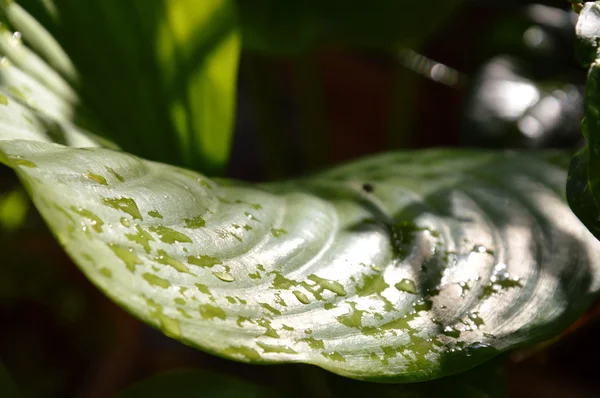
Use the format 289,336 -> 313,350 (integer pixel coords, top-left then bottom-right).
102,197 -> 143,220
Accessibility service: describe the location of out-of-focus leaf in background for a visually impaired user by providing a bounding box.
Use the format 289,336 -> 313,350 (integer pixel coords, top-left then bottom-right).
568,1 -> 600,240
0,0 -> 240,175
568,149 -> 600,239
0,185 -> 29,232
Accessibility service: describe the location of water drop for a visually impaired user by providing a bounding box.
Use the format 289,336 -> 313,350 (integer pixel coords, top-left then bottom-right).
458,281 -> 470,297
11,31 -> 22,45
468,312 -> 485,328
395,278 -> 418,294
442,326 -> 461,338
213,271 -> 234,282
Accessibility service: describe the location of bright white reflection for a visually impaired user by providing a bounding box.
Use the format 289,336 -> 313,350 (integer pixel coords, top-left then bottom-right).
518,115 -> 543,138
481,80 -> 540,120
397,48 -> 462,87
536,96 -> 562,123
518,95 -> 562,139
523,25 -> 546,48
526,4 -> 571,29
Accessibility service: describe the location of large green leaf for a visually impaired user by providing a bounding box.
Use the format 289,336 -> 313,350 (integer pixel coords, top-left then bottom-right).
0,132 -> 598,382
237,0 -> 465,54
0,0 -> 240,174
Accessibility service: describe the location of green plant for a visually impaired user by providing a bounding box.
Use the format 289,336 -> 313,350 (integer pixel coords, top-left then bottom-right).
1,1 -> 600,396
569,1 -> 600,238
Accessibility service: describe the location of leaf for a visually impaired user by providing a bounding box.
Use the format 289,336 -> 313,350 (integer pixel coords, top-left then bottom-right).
568,2 -> 600,240
236,0 -> 465,54
575,1 -> 600,66
0,136 -> 599,383
115,370 -> 277,398
0,0 -> 240,174
0,184 -> 29,232
568,150 -> 600,239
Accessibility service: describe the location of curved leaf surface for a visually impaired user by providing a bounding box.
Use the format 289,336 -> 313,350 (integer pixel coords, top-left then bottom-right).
0,0 -> 239,174
0,137 -> 599,382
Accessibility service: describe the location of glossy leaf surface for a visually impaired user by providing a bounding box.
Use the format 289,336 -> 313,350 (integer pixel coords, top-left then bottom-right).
0,0 -> 240,174
0,131 -> 599,382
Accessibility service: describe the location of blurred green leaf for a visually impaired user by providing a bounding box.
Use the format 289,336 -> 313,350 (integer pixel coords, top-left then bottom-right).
568,149 -> 600,238
0,0 -> 240,174
237,0 -> 464,54
1,130 -> 599,382
0,185 -> 29,232
115,370 -> 277,398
